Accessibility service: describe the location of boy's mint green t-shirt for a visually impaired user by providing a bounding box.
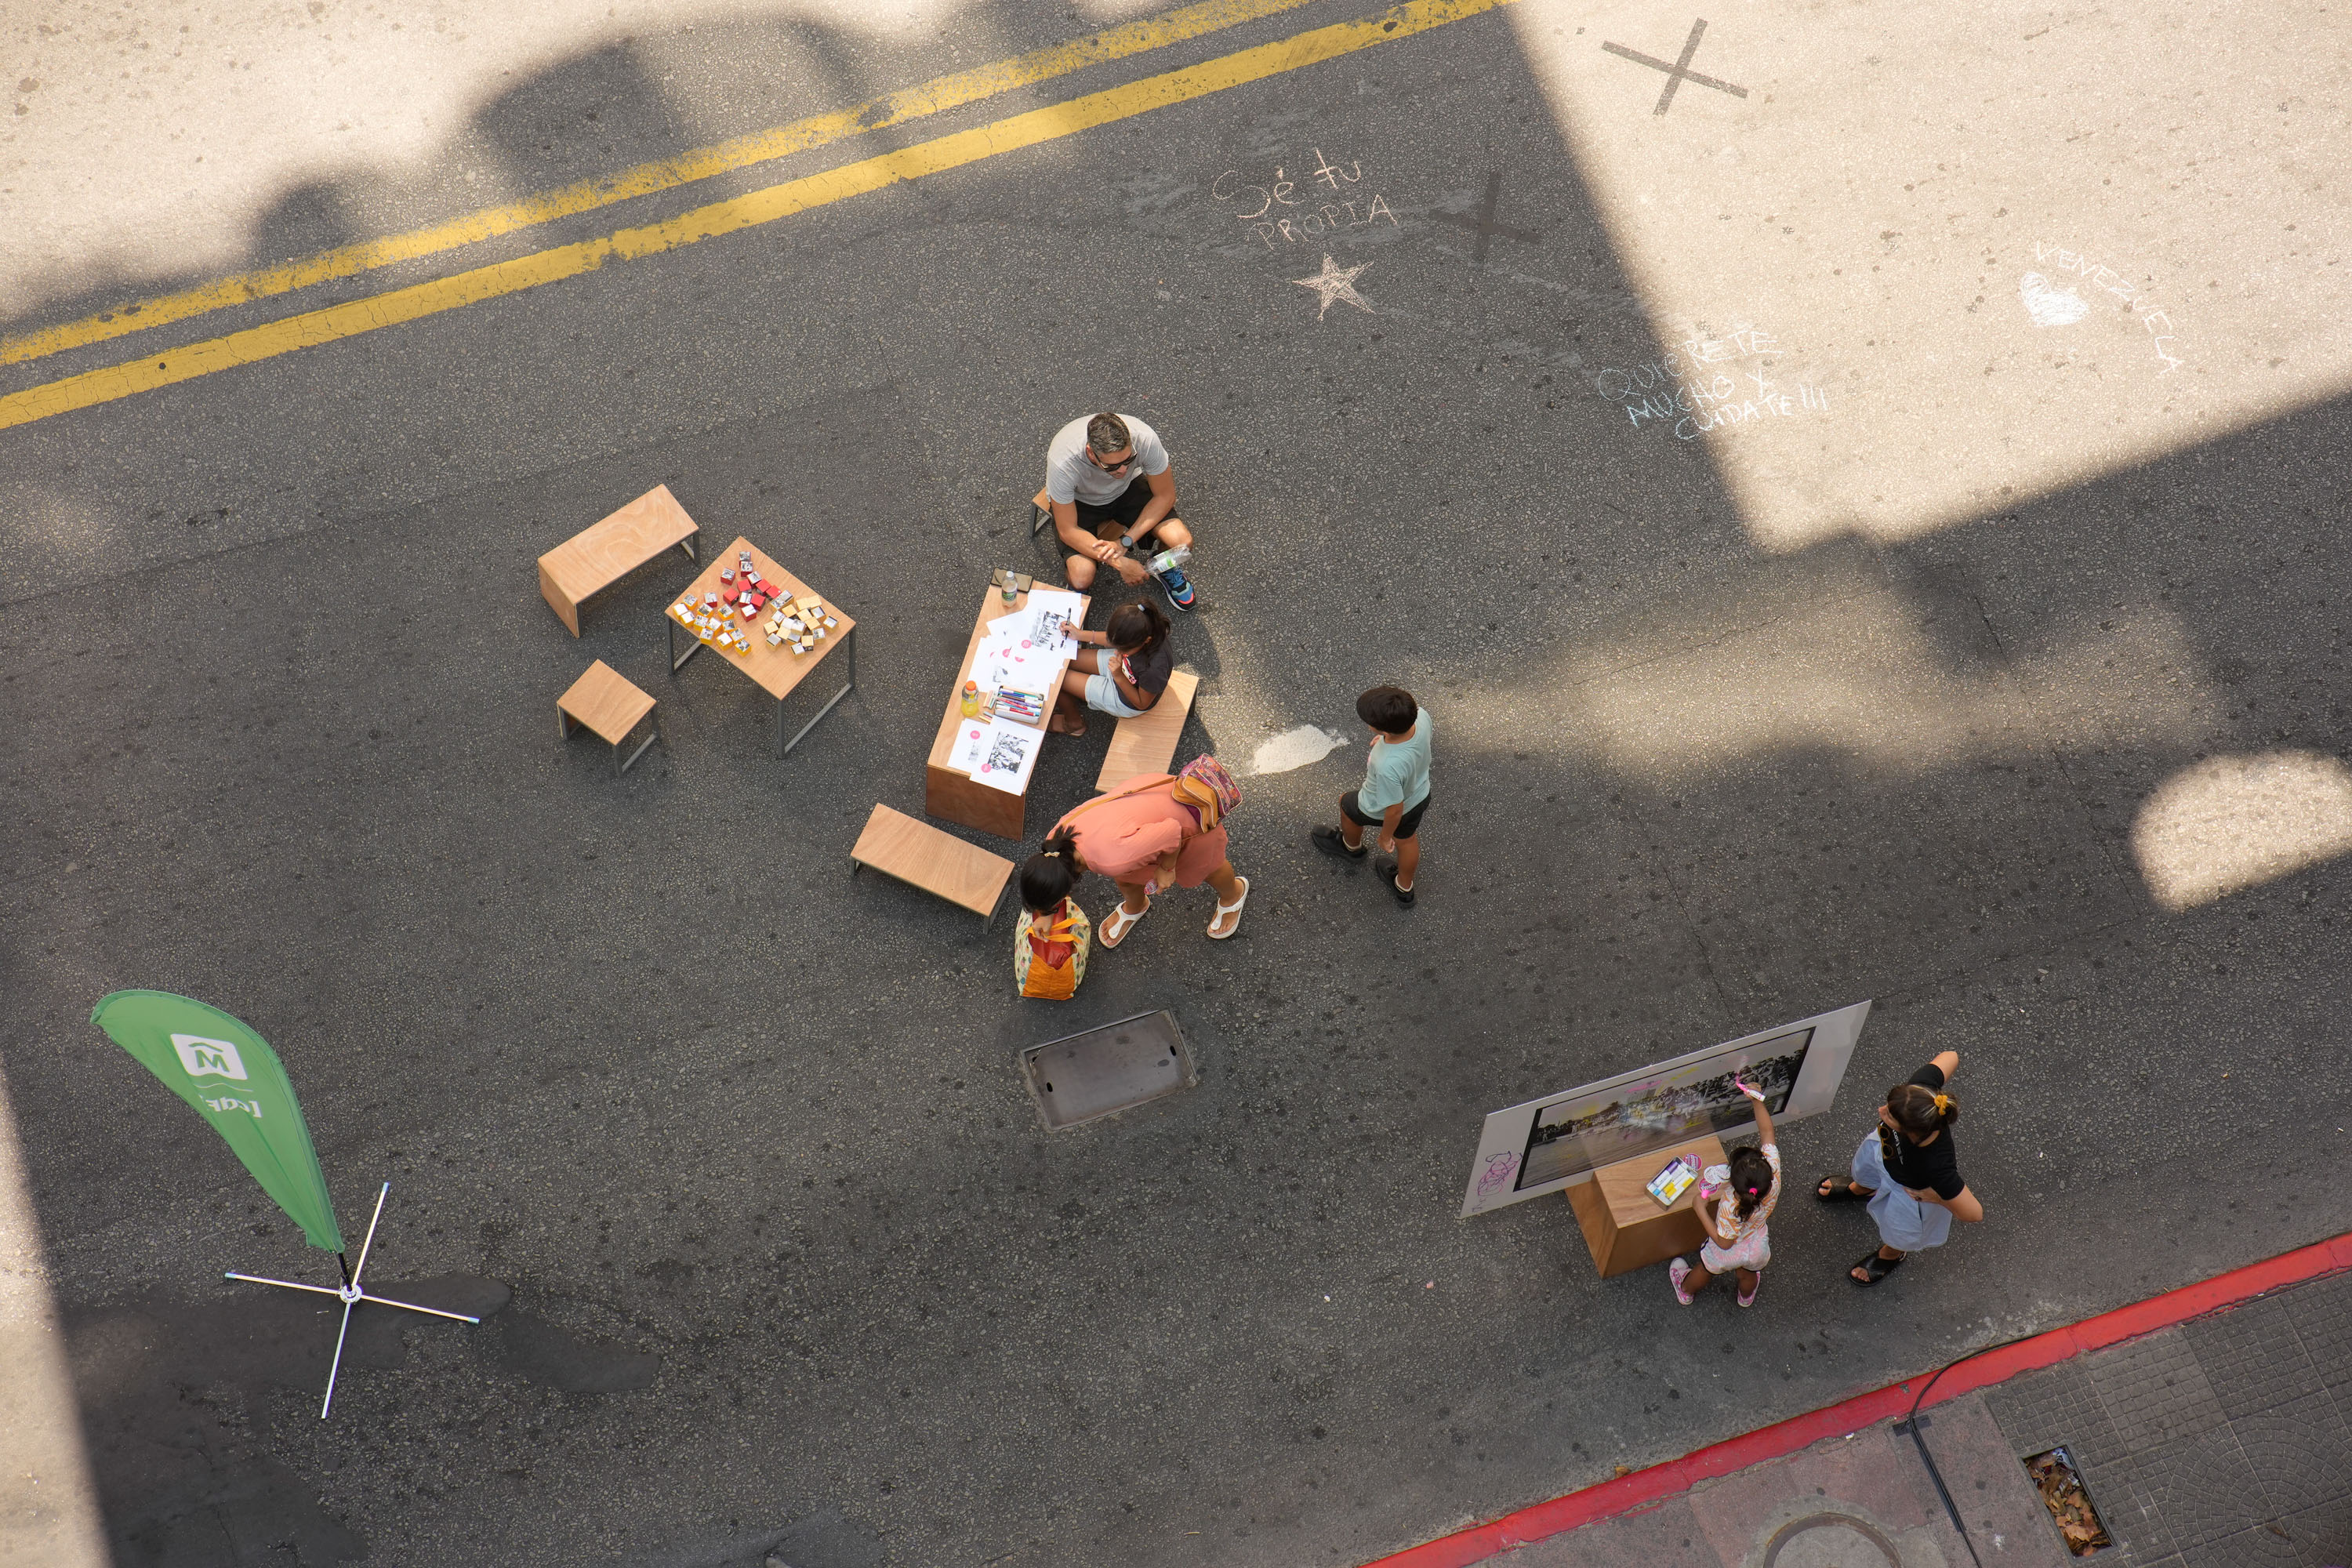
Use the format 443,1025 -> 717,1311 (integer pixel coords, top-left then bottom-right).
1358,713 -> 1432,815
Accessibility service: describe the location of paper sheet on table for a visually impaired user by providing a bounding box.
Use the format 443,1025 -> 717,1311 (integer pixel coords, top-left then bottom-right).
1024,589 -> 1084,658
948,716 -> 1044,794
985,602 -> 1078,664
970,631 -> 1053,695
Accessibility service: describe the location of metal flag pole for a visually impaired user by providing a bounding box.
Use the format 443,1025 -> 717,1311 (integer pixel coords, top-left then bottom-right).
225,1181 -> 481,1418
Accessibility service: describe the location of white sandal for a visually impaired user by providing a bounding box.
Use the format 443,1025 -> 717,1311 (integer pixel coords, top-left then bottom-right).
1100,901 -> 1148,947
1207,876 -> 1249,939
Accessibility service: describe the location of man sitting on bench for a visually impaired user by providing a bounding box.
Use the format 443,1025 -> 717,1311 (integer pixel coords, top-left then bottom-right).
1044,412 -> 1197,610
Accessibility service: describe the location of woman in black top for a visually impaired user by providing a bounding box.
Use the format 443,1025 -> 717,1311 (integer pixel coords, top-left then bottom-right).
1816,1051 -> 1984,1286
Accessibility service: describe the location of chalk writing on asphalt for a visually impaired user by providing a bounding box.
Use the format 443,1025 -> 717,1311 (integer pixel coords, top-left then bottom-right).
2031,242 -> 2185,373
1592,328 -> 1831,441
1211,149 -> 1399,249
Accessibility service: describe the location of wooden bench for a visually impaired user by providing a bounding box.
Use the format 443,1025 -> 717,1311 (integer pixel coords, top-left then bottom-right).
851,804 -> 1016,928
1032,487 -> 1053,535
557,660 -> 660,775
539,485 -> 700,635
1094,668 -> 1200,791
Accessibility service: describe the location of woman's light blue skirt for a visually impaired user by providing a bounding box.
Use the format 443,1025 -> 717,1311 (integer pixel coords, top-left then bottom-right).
1852,1132 -> 1954,1253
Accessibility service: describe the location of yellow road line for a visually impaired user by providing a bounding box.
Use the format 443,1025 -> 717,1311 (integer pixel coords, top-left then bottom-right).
0,0 -> 1322,368
0,0 -> 1519,434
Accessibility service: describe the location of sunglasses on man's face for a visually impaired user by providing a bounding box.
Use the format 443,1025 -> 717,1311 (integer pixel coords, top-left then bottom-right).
1087,450 -> 1136,471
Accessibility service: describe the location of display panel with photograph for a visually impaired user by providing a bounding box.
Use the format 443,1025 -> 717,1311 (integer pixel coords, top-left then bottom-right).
1514,1028 -> 1811,1191
1459,1001 -> 1870,1217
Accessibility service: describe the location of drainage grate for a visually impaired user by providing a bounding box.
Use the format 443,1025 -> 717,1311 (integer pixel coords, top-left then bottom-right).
2025,1447 -> 2112,1556
1019,1011 -> 1195,1130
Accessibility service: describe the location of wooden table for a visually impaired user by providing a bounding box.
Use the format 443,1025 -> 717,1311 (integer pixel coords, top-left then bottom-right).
666,536 -> 855,757
1565,1134 -> 1727,1278
924,582 -> 1091,840
539,484 -> 700,636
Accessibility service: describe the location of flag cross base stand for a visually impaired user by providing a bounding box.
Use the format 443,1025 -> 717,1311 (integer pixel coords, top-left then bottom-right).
225,1180 -> 478,1418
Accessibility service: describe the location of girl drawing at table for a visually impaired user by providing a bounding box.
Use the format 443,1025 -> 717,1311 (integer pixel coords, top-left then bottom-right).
1669,1076 -> 1780,1308
1049,600 -> 1173,737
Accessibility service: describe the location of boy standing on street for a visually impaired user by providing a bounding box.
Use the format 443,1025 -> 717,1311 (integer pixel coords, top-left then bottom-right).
1310,686 -> 1432,906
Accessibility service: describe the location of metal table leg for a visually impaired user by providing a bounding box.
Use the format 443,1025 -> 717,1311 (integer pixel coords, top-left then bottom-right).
780,625 -> 857,757
669,615 -> 701,674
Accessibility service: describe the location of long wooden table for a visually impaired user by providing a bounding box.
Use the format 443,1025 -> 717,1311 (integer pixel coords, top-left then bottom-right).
924,583 -> 1090,840
666,536 -> 856,757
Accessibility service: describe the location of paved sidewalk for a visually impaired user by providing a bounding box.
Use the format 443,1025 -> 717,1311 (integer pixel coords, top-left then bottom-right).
1370,1236 -> 2352,1568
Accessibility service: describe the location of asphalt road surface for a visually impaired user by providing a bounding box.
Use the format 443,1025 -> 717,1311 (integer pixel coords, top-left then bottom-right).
4,2 -> 2350,1565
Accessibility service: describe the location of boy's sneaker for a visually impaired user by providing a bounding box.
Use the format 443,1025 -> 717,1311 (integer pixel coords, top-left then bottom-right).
1377,862 -> 1416,906
1156,564 -> 1197,610
1312,826 -> 1367,860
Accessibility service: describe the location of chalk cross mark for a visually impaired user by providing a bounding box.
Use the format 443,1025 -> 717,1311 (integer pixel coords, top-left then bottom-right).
1432,171 -> 1540,263
1602,19 -> 1748,117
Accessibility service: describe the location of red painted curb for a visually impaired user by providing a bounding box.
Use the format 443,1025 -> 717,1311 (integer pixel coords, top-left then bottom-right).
1362,1230 -> 2352,1568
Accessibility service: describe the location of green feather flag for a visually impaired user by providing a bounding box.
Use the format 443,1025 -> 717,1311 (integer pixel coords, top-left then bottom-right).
91,990 -> 345,1251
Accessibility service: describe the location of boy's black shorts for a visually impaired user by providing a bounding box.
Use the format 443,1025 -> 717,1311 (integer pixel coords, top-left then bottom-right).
1341,789 -> 1431,840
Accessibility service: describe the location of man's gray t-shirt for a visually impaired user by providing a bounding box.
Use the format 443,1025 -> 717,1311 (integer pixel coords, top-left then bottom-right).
1044,415 -> 1171,508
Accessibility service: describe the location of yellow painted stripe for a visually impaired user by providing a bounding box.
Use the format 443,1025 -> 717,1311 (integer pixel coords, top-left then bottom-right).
0,0 -> 1518,434
0,0 -> 1321,368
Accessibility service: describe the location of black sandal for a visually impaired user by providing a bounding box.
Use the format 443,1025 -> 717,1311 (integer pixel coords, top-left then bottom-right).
1816,1175 -> 1870,1203
1849,1250 -> 1905,1287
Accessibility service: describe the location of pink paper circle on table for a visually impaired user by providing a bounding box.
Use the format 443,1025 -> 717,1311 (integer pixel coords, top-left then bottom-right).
967,728 -> 980,739
1021,639 -> 1032,649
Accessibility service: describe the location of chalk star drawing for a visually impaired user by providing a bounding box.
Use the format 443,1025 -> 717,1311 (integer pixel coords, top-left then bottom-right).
1602,19 -> 1749,116
1293,254 -> 1374,319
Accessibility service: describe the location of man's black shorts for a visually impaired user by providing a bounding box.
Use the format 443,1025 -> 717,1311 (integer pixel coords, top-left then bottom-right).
1341,789 -> 1431,840
1073,478 -> 1162,539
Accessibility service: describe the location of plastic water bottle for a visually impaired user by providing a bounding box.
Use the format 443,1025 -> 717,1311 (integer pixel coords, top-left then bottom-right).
1144,544 -> 1191,575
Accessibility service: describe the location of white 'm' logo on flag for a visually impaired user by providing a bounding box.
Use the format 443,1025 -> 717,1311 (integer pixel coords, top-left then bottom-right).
170,1033 -> 249,1081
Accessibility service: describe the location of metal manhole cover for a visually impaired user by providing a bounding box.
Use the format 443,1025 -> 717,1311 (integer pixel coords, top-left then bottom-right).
1018,1010 -> 1195,1130
1762,1512 -> 1902,1568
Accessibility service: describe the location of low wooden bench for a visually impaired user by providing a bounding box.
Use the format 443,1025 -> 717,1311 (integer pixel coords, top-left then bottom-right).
851,804 -> 1015,928
557,660 -> 660,775
1031,487 -> 1053,535
1094,668 -> 1200,791
539,485 -> 700,635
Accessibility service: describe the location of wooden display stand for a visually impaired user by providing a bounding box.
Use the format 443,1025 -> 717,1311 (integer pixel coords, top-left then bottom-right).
1565,1134 -> 1727,1279
924,583 -> 1090,840
666,537 -> 855,757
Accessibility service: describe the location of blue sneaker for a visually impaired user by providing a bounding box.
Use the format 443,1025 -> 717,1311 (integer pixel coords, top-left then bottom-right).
1156,565 -> 1196,610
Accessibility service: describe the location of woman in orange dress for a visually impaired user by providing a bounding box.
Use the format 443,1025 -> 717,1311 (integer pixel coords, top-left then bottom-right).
1047,764 -> 1249,945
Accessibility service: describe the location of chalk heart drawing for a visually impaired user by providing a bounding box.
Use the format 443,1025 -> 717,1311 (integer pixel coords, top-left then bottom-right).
2018,271 -> 2091,327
